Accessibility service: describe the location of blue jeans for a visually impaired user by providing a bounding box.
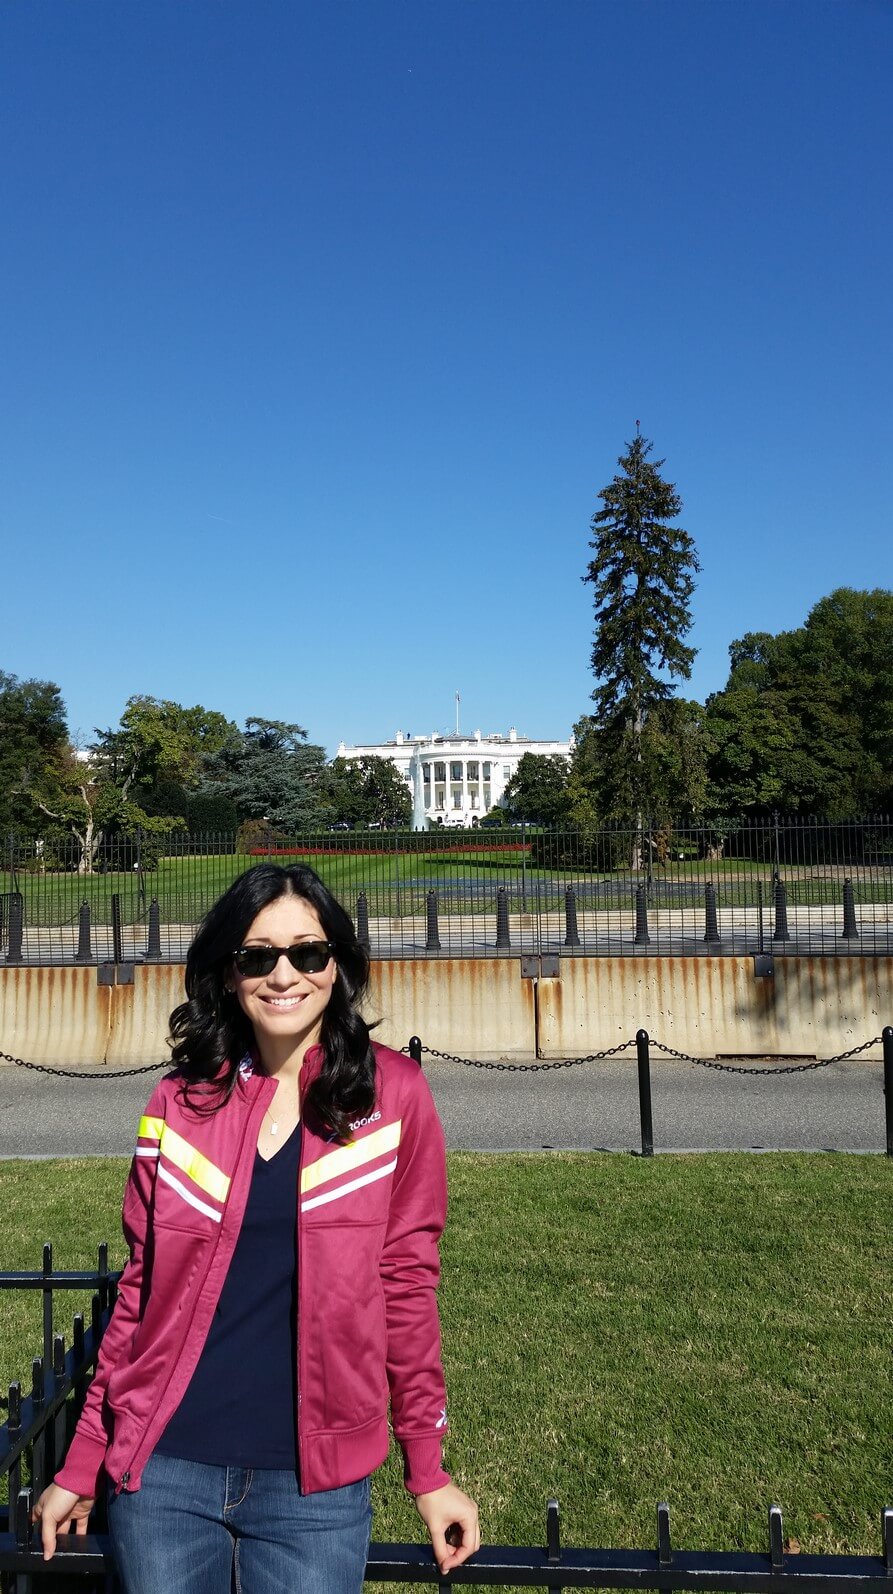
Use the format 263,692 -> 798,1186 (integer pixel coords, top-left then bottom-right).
107,1453 -> 372,1594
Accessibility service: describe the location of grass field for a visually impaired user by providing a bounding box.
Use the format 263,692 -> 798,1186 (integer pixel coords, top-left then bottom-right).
2,1151 -> 890,1583
3,844 -> 892,928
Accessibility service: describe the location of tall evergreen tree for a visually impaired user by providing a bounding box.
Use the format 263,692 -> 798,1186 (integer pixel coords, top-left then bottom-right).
583,430 -> 700,827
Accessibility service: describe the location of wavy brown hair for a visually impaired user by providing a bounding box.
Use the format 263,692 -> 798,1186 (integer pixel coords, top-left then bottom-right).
168,863 -> 376,1139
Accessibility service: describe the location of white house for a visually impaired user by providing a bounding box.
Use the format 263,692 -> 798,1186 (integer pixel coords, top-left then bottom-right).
335,726 -> 572,828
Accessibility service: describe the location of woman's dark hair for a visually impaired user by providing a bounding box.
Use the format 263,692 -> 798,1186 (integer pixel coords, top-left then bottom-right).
168,864 -> 376,1138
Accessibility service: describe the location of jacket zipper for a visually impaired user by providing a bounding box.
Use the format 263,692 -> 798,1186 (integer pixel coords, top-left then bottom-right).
115,1078 -> 274,1494
295,1108 -> 305,1490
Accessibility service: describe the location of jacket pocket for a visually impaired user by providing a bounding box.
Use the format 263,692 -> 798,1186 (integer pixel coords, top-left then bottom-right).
301,1222 -> 388,1431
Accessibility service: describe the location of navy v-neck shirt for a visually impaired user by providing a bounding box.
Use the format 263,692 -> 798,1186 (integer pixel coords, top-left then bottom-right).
155,1124 -> 302,1469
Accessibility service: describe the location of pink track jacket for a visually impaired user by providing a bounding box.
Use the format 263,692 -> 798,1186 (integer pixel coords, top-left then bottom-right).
56,1043 -> 451,1500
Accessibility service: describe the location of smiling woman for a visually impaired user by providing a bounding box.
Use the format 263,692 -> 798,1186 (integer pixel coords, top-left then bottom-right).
33,863 -> 479,1593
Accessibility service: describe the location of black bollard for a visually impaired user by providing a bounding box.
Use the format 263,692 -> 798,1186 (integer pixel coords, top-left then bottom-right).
74,900 -> 92,963
772,877 -> 790,942
841,878 -> 859,940
425,890 -> 441,952
495,886 -> 511,949
356,891 -> 370,951
563,887 -> 581,948
883,1027 -> 893,1159
703,882 -> 720,944
6,892 -> 23,963
634,884 -> 651,945
636,1028 -> 654,1156
147,898 -> 162,960
408,1035 -> 423,1067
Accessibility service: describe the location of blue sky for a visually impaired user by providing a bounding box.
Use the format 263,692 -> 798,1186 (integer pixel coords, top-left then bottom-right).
2,0 -> 890,756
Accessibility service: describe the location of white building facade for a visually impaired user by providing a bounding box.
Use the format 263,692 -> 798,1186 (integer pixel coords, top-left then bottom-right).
336,726 -> 572,828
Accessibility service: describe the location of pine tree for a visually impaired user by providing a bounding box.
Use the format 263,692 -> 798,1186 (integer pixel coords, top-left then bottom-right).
582,430 -> 700,831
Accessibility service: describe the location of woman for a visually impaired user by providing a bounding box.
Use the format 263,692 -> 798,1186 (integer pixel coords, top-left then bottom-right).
35,863 -> 479,1592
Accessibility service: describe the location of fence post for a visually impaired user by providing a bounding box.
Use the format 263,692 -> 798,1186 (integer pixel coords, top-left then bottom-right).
6,891 -> 24,963
425,890 -> 442,952
146,898 -> 162,961
496,886 -> 511,949
772,876 -> 790,942
634,884 -> 651,946
74,900 -> 92,963
408,1035 -> 423,1067
356,891 -> 370,951
111,893 -> 123,964
703,882 -> 720,944
636,1028 -> 654,1157
563,887 -> 581,948
841,878 -> 859,941
546,1498 -> 561,1594
883,1027 -> 893,1160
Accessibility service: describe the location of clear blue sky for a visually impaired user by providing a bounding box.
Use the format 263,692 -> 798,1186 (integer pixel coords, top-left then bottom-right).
2,0 -> 890,756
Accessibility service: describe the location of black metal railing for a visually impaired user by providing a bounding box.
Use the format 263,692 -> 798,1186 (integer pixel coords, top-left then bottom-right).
2,1256 -> 891,1590
2,819 -> 892,964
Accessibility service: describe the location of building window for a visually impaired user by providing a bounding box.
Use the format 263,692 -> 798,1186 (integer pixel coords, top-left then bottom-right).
467,761 -> 478,780
434,762 -> 445,782
483,762 -> 491,779
451,762 -> 463,781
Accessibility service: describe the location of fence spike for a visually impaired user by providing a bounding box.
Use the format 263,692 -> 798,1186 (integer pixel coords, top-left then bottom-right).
53,1333 -> 65,1377
15,1486 -> 33,1552
356,891 -> 370,951
658,1502 -> 672,1566
32,1355 -> 44,1405
883,1507 -> 893,1574
769,1504 -> 784,1569
546,1498 -> 561,1563
8,1379 -> 21,1430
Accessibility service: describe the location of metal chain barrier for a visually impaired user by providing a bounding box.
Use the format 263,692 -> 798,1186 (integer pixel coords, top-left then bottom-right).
406,1034 -> 883,1076
405,1040 -> 638,1072
0,1048 -> 166,1079
646,1034 -> 883,1076
2,1033 -> 883,1082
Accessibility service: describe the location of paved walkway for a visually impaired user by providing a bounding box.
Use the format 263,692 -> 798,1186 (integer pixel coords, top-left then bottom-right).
0,1053 -> 885,1157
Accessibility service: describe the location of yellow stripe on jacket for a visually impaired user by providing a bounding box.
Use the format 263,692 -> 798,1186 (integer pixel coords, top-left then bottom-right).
301,1120 -> 402,1194
137,1117 -> 230,1204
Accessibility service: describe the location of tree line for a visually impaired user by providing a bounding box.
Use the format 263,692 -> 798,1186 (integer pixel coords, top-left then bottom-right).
0,690 -> 412,871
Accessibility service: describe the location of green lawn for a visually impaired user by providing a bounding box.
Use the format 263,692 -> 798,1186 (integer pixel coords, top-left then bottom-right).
3,844 -> 891,929
2,1152 -> 890,1582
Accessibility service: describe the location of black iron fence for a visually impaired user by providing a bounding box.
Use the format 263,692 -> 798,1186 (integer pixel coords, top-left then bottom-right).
2,819 -> 892,964
1,1250 -> 890,1591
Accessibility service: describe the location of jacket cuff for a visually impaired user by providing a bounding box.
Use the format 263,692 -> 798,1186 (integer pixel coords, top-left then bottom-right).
400,1434 -> 451,1496
55,1432 -> 108,1499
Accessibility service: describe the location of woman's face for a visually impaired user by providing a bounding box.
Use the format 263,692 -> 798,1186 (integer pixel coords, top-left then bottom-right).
231,893 -> 338,1064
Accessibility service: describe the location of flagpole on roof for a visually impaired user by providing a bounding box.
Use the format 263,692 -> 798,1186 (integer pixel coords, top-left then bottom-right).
455,691 -> 460,735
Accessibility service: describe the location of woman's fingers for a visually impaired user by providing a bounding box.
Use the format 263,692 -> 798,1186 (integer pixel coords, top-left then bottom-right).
414,1484 -> 481,1573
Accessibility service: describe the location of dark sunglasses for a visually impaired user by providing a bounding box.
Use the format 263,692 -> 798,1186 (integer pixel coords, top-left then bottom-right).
232,941 -> 336,978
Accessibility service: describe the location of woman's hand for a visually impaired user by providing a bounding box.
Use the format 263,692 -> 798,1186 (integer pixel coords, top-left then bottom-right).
32,1484 -> 94,1561
414,1482 -> 480,1575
